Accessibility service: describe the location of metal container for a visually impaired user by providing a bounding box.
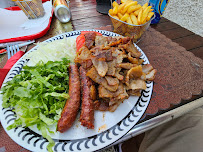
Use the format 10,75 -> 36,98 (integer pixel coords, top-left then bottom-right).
109,13 -> 155,43
53,0 -> 71,23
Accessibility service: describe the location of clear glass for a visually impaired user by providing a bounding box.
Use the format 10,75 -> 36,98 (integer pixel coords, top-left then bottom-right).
109,13 -> 154,43
15,0 -> 45,19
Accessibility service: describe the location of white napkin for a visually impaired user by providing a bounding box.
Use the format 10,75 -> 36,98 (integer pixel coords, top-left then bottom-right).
21,1 -> 52,29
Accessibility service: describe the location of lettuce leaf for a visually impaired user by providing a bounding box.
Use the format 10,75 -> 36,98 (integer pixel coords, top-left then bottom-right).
26,38 -> 76,66
1,58 -> 70,152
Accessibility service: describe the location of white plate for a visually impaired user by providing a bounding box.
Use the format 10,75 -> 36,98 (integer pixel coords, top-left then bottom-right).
0,30 -> 153,152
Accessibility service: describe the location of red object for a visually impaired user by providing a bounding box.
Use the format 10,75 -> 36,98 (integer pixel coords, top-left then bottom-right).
0,6 -> 53,43
76,35 -> 85,52
3,51 -> 25,69
0,51 -> 25,88
76,31 -> 102,52
42,0 -> 50,2
0,69 -> 10,88
80,31 -> 102,36
0,49 -> 7,54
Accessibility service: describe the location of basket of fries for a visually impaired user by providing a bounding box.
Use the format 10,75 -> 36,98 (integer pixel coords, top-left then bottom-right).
109,1 -> 154,43
13,0 -> 45,19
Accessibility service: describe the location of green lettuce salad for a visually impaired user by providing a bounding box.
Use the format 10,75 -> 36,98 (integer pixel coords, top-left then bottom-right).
1,58 -> 71,152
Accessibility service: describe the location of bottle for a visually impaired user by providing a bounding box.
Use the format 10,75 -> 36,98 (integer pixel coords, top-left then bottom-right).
53,0 -> 71,23
148,0 -> 170,24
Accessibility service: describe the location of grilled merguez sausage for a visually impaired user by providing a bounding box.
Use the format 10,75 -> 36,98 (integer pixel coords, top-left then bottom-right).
79,66 -> 95,129
57,64 -> 81,133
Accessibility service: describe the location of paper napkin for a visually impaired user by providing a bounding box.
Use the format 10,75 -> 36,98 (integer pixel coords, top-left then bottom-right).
0,51 -> 25,88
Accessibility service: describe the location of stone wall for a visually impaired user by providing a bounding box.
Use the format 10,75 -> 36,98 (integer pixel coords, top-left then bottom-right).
137,0 -> 203,37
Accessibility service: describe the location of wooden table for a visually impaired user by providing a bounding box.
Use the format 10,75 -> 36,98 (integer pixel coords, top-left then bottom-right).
0,0 -> 203,152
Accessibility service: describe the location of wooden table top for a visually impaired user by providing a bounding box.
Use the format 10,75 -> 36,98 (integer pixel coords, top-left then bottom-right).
0,0 -> 202,152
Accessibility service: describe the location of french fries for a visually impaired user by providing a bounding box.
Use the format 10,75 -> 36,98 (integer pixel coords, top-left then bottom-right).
118,3 -> 126,13
109,1 -> 154,25
142,3 -> 148,10
126,16 -> 133,24
120,13 -> 129,22
113,5 -> 118,14
130,13 -> 138,25
134,7 -> 141,16
123,1 -> 138,14
137,8 -> 143,25
146,11 -> 154,22
112,15 -> 119,20
112,1 -> 119,7
118,13 -> 123,19
127,4 -> 141,14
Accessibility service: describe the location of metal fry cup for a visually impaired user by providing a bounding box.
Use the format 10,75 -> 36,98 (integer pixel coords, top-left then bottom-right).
109,13 -> 155,43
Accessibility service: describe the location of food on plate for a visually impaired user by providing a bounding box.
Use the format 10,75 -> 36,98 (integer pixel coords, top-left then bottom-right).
1,31 -> 157,151
79,66 -> 95,129
109,1 -> 154,25
57,64 -> 81,133
76,31 -> 102,52
75,31 -> 157,112
26,37 -> 76,66
1,58 -> 71,152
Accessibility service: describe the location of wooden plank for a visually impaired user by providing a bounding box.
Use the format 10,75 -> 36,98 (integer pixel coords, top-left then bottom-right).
70,5 -> 96,12
72,15 -> 111,26
73,19 -> 112,30
70,3 -> 96,10
71,9 -> 102,20
173,34 -> 203,51
189,47 -> 203,60
70,0 -> 96,8
151,21 -> 180,32
70,0 -> 96,6
158,17 -> 170,23
161,27 -> 194,40
73,21 -> 112,30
